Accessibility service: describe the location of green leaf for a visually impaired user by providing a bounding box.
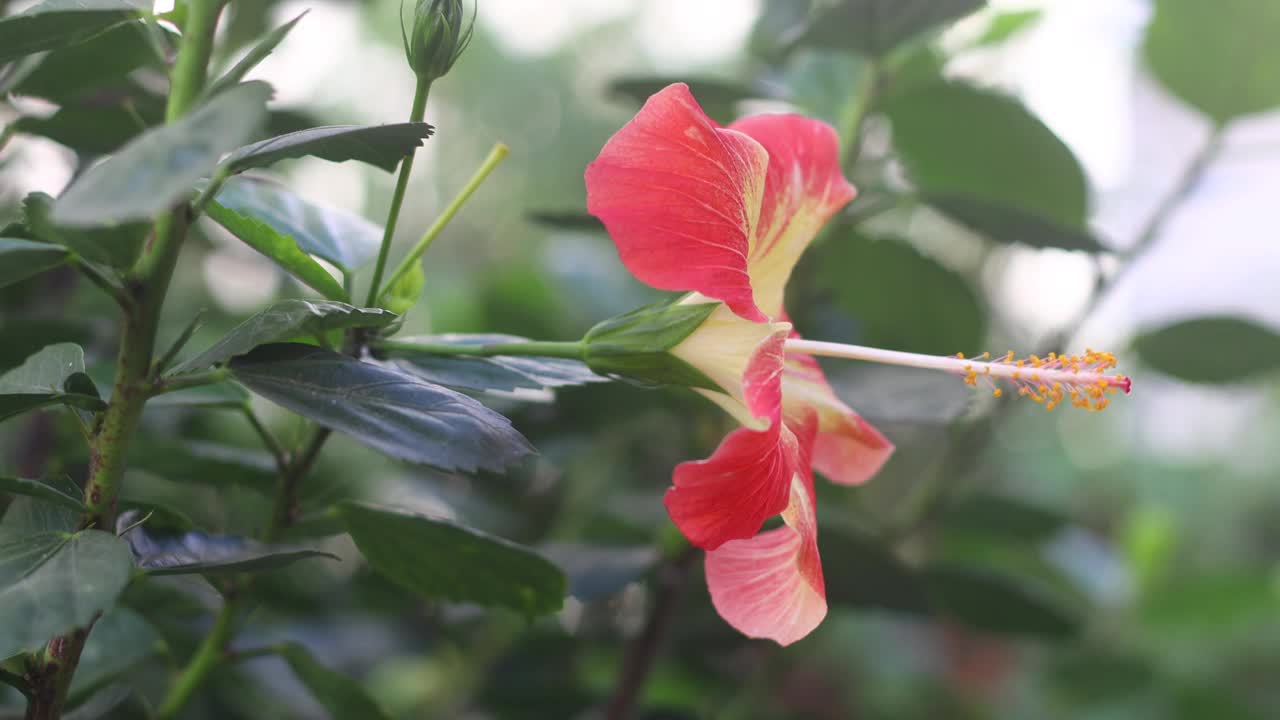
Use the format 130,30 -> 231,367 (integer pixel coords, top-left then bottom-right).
230,344 -> 534,472
14,103 -> 158,155
0,237 -> 70,288
130,439 -> 276,493
50,81 -> 272,226
340,501 -> 566,617
69,607 -> 162,701
886,82 -> 1092,246
382,334 -> 604,392
1134,316 -> 1280,384
0,475 -> 84,511
23,192 -> 148,269
0,525 -> 134,658
204,200 -> 349,301
939,493 -> 1068,545
1144,0 -> 1280,124
204,11 -> 307,99
119,511 -> 336,575
171,299 -> 397,374
1139,573 -> 1279,635
921,195 -> 1107,253
922,564 -> 1081,638
0,343 -> 107,423
277,643 -> 393,720
821,526 -> 931,614
608,77 -> 765,124
14,19 -> 159,101
817,233 -> 984,355
212,176 -> 381,271
538,543 -> 657,602
974,8 -> 1042,46
145,380 -> 251,409
524,210 -> 604,232
225,122 -> 435,174
0,0 -> 147,65
799,0 -> 984,57
382,259 -> 424,315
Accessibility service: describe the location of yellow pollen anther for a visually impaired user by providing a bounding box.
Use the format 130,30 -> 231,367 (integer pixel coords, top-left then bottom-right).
948,346 -> 1131,413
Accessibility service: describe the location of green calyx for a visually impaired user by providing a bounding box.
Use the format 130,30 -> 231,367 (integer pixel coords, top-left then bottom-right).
403,0 -> 474,84
582,299 -> 723,391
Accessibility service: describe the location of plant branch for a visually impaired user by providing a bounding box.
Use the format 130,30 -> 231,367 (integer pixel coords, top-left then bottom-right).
366,77 -> 432,306
71,261 -> 129,309
375,338 -> 585,360
145,367 -> 229,398
376,142 -> 509,305
242,406 -> 288,473
154,594 -> 239,720
265,426 -> 332,543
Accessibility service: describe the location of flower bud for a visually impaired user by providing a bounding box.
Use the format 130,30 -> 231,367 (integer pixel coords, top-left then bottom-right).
404,0 -> 474,84
582,300 -> 722,390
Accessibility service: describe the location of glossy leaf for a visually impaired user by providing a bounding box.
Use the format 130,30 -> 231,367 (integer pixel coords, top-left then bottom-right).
0,237 -> 70,288
382,334 -> 603,392
212,176 -> 381,271
341,502 -> 566,617
887,82 -> 1092,245
1145,0 -> 1280,123
204,11 -> 307,98
230,344 -> 534,472
50,81 -> 272,226
0,525 -> 133,658
225,122 -> 435,174
0,343 -> 107,422
538,543 -> 658,602
0,475 -> 84,511
204,200 -> 349,301
118,511 -> 336,575
1134,316 -> 1280,384
172,300 -> 396,374
799,0 -> 984,57
817,233 -> 984,356
0,0 -> 146,65
23,192 -> 148,269
278,643 -> 393,720
923,564 -> 1082,638
14,19 -> 159,101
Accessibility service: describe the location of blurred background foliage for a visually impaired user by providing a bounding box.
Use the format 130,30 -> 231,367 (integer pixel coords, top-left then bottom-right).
3,0 -> 1280,718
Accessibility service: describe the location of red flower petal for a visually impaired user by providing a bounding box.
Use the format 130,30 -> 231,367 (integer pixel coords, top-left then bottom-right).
585,83 -> 770,322
783,349 -> 894,486
730,114 -> 856,318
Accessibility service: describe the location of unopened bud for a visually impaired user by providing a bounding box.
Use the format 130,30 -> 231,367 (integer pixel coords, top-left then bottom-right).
582,300 -> 721,390
404,0 -> 474,84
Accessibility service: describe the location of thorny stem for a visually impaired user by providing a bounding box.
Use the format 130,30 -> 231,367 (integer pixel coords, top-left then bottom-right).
367,77 -> 433,306
377,142 -> 510,304
26,3 -> 227,718
376,338 -> 585,360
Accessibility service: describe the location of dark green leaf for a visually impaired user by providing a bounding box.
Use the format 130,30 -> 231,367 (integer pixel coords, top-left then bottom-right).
923,564 -> 1081,638
0,237 -> 70,288
69,608 -> 162,700
0,525 -> 133,658
1050,651 -> 1153,705
817,233 -> 984,355
341,502 -> 566,617
0,476 -> 84,511
800,0 -> 984,57
524,210 -> 604,232
277,643 -> 392,720
50,81 -> 272,226
1144,0 -> 1280,124
23,192 -> 148,269
212,176 -> 381,271
538,543 -> 657,602
14,19 -> 159,101
130,439 -> 277,493
225,122 -> 435,174
887,82 -> 1090,237
146,380 -> 251,409
1134,316 -> 1280,383
821,526 -> 931,614
939,493 -> 1068,544
608,77 -> 765,124
14,103 -> 157,155
1140,573 -> 1279,634
205,11 -> 307,98
922,195 -> 1107,253
382,334 -> 603,392
171,299 -> 396,374
204,200 -> 349,301
0,343 -> 107,423
230,344 -> 534,472
118,511 -> 336,575
0,0 -> 146,65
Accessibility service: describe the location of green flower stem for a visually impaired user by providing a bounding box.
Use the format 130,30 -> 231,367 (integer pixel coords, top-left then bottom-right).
376,338 -> 586,360
154,594 -> 239,720
366,77 -> 433,307
376,142 -> 510,305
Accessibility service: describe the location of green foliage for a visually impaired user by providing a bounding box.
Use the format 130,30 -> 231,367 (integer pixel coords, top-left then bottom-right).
277,643 -> 393,720
23,192 -> 149,270
121,515 -> 337,575
204,11 -> 307,99
203,201 -> 351,301
51,81 -> 272,226
340,501 -> 566,617
382,260 -> 425,315
382,334 -> 602,392
1145,0 -> 1280,124
0,343 -> 106,423
0,476 -> 84,511
582,299 -> 722,390
921,564 -> 1081,638
0,0 -> 147,65
69,608 -> 163,701
12,19 -> 160,101
0,237 -> 70,289
608,77 -> 764,124
224,123 -> 436,174
798,0 -> 984,57
229,344 -> 534,471
1134,316 -> 1280,383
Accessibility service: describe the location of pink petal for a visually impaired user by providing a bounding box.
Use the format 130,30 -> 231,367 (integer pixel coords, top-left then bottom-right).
730,114 -> 856,318
585,83 -> 770,322
783,349 -> 894,486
